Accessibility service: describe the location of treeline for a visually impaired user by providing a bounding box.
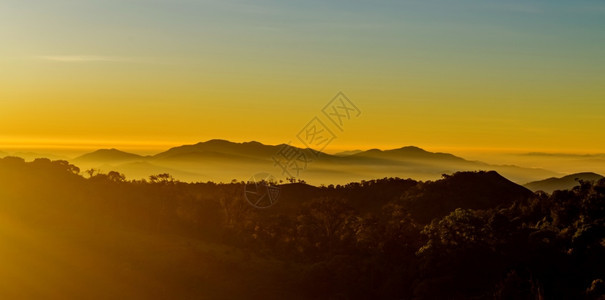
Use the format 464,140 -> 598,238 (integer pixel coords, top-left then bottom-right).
0,156 -> 604,299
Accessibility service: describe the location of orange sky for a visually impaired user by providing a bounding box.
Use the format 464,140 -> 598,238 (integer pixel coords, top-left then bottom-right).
1,0 -> 604,155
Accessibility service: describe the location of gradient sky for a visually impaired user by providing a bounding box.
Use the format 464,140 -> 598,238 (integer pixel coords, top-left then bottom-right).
1,0 -> 604,154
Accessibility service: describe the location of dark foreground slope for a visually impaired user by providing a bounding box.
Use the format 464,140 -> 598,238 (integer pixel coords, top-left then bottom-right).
1,157 -> 604,299
0,157 -> 302,300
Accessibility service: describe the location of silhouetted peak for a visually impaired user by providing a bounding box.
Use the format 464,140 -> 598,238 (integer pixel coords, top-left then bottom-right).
333,149 -> 363,156
395,146 -> 426,152
406,171 -> 534,223
154,139 -> 294,161
524,172 -> 604,193
565,172 -> 603,179
91,148 -> 131,155
243,141 -> 263,146
354,145 -> 465,162
194,139 -> 275,148
385,146 -> 431,155
196,139 -> 232,145
75,149 -> 143,162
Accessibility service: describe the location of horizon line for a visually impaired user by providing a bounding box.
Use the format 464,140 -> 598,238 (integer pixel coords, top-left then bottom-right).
0,138 -> 604,157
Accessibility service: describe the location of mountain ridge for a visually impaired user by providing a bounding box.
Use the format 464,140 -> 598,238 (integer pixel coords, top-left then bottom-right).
69,140 -> 560,184
74,148 -> 147,162
524,172 -> 604,193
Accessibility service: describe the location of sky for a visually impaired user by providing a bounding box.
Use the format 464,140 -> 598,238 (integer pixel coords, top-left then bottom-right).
1,0 -> 604,155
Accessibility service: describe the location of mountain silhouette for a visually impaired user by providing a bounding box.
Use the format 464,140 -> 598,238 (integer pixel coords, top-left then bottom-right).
0,150 -> 602,300
402,171 -> 535,223
353,146 -> 466,162
333,150 -> 363,156
153,139 -> 283,160
261,171 -> 534,224
75,148 -> 146,162
524,172 -> 604,193
71,140 -> 559,184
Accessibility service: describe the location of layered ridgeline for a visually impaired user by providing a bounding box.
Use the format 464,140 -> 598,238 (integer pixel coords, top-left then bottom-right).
0,157 -> 603,299
0,157 -> 533,299
68,139 -> 557,184
524,172 -> 604,193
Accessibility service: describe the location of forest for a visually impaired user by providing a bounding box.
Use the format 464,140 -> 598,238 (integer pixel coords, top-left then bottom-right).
0,156 -> 604,299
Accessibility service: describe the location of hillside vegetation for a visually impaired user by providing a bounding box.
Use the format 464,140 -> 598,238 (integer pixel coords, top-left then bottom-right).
0,157 -> 604,299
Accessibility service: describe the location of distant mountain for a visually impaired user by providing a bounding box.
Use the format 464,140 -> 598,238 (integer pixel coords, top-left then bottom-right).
153,139 -> 283,161
331,146 -> 556,183
152,141 -> 470,164
524,172 -> 604,193
70,140 -> 561,184
333,150 -> 363,156
74,149 -> 145,163
13,152 -> 69,161
0,151 -> 69,161
353,146 -> 466,162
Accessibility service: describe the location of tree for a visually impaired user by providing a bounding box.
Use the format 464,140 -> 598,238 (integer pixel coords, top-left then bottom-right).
107,171 -> 126,182
85,168 -> 98,178
296,197 -> 357,257
149,173 -> 174,184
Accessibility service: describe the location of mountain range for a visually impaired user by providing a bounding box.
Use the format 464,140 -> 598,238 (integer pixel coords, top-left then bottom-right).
64,139 -> 561,185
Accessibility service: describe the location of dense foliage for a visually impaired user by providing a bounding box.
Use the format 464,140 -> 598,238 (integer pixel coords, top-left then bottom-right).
0,156 -> 604,299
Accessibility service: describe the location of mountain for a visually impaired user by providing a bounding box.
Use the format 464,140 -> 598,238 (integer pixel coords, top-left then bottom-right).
74,149 -> 145,163
403,171 -> 535,223
333,150 -> 363,156
269,171 -> 534,224
70,140 -> 560,184
12,152 -> 68,161
353,146 -> 466,162
0,151 -> 68,161
153,139 -> 283,161
329,146 -> 556,183
524,172 -> 604,193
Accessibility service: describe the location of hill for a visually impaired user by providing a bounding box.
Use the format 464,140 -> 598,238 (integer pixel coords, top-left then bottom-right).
74,148 -> 145,163
524,172 -> 604,193
258,171 -> 534,223
400,171 -> 535,223
1,157 -> 604,299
